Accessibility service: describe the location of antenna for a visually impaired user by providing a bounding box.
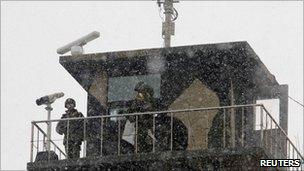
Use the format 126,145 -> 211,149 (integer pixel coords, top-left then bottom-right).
57,31 -> 100,56
157,0 -> 179,47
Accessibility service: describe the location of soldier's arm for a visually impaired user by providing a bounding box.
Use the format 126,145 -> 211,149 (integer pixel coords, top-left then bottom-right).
77,112 -> 85,129
56,114 -> 67,135
126,102 -> 138,123
77,112 -> 84,125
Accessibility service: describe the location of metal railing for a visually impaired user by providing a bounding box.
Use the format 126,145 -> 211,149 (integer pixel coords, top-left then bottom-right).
30,122 -> 66,162
258,105 -> 304,170
29,104 -> 304,170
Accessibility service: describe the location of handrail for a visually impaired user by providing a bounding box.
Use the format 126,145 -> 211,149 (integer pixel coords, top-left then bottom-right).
30,103 -> 304,165
32,123 -> 66,157
261,105 -> 304,160
32,104 -> 262,123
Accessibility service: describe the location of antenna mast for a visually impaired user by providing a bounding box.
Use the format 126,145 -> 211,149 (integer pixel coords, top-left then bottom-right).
157,0 -> 179,47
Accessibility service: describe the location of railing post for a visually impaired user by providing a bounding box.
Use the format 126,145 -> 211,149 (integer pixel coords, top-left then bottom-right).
285,137 -> 288,159
205,111 -> 208,148
270,119 -> 273,156
287,141 -> 290,159
275,125 -> 278,158
153,113 -> 155,153
170,113 -> 173,151
223,109 -> 226,148
241,107 -> 244,147
83,118 -> 87,158
37,128 -> 40,152
265,113 -> 268,149
30,123 -> 34,162
43,135 -> 46,151
188,110 -> 193,149
230,108 -> 236,148
100,117 -> 103,157
260,106 -> 264,147
66,120 -> 70,159
135,115 -> 138,154
300,158 -> 304,170
118,116 -> 121,155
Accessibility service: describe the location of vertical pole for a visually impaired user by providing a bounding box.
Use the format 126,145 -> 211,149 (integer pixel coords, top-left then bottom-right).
285,138 -> 288,159
37,129 -> 40,152
30,123 -> 34,162
153,114 -> 156,153
170,113 -> 173,151
187,110 -> 193,149
270,119 -> 273,155
260,106 -> 264,147
54,146 -> 56,156
83,118 -> 86,158
288,141 -> 290,159
278,85 -> 288,158
205,111 -> 208,148
45,104 -> 53,162
230,80 -> 236,148
163,0 -> 173,47
275,125 -> 278,158
100,117 -> 103,157
241,107 -> 244,147
67,120 -> 70,159
299,154 -> 302,170
118,117 -> 121,155
43,135 -> 46,151
135,116 -> 138,154
265,113 -> 268,149
223,109 -> 226,148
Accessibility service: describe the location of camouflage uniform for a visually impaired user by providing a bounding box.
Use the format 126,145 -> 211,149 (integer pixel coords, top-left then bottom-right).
56,98 -> 84,159
127,82 -> 188,153
127,82 -> 155,153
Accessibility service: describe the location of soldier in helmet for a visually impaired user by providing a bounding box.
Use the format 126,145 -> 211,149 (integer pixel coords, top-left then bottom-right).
127,81 -> 155,153
127,82 -> 189,153
56,98 -> 84,159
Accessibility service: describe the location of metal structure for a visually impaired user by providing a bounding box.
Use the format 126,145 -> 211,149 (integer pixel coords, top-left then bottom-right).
157,0 -> 179,47
29,104 -> 304,170
35,92 -> 64,157
30,121 -> 66,163
45,104 -> 53,158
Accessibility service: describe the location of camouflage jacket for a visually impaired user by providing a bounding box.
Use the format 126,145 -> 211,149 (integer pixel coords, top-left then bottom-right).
56,109 -> 84,144
127,100 -> 154,130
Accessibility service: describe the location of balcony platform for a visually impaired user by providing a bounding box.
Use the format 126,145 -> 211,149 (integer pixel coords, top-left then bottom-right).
27,147 -> 278,171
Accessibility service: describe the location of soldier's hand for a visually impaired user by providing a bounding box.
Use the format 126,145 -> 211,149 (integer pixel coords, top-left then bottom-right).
127,116 -> 136,123
61,114 -> 67,119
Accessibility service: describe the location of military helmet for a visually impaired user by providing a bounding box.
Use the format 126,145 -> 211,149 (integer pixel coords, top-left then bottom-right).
134,82 -> 154,97
65,98 -> 76,108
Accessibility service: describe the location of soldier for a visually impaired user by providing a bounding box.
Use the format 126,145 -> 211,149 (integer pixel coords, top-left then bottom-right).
56,98 -> 84,159
127,82 -> 155,153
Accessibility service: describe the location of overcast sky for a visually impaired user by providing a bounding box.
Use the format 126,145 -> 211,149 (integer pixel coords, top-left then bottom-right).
1,1 -> 303,170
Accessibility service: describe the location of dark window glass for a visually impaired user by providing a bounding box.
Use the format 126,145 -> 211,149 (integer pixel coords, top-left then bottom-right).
108,74 -> 161,102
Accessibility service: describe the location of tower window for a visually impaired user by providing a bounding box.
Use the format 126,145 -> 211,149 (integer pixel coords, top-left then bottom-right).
108,74 -> 161,102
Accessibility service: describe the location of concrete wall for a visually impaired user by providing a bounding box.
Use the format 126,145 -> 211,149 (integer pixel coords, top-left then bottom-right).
88,71 -> 108,111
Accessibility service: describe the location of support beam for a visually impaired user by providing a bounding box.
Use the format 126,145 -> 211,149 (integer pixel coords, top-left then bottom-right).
279,84 -> 288,134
